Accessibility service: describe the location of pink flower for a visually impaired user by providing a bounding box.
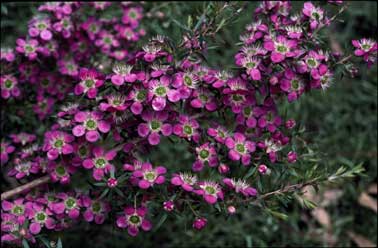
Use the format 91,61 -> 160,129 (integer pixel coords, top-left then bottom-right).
223,178 -> 257,197
172,72 -> 199,99
193,217 -> 207,230
99,94 -> 129,112
122,6 -> 143,28
302,2 -> 325,30
8,161 -> 39,179
126,84 -> 151,115
52,193 -> 81,219
111,64 -> 137,85
0,48 -> 15,62
28,18 -> 53,40
81,17 -> 102,40
16,39 -> 39,60
116,206 -> 152,236
190,88 -> 217,111
1,141 -> 15,165
95,31 -> 120,53
74,68 -> 104,99
225,133 -> 256,165
241,57 -> 262,80
82,147 -> 117,181
264,35 -> 298,63
173,115 -> 200,142
28,203 -> 56,234
148,76 -> 180,111
53,17 -> 74,38
47,161 -> 75,184
170,172 -> 198,192
137,110 -> 172,145
43,131 -> 74,160
194,181 -> 224,204
1,75 -> 20,99
9,133 -> 36,146
207,124 -> 229,144
222,78 -> 252,114
352,39 -> 377,66
72,111 -> 110,142
81,196 -> 110,224
132,162 -> 166,189
280,69 -> 305,102
192,143 -> 218,172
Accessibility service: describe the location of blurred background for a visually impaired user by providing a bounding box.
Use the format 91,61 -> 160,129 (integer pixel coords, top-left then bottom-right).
1,1 -> 377,247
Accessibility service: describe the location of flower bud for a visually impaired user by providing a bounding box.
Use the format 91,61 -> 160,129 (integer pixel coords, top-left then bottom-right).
163,201 -> 174,212
193,217 -> 207,230
218,163 -> 230,174
258,164 -> 269,175
285,119 -> 296,129
107,178 -> 118,188
227,206 -> 236,214
287,151 -> 297,163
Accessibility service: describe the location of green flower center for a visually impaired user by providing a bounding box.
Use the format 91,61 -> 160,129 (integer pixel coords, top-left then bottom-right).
63,20 -> 69,28
306,58 -> 317,68
37,23 -> 47,30
144,171 -> 157,182
218,130 -> 225,138
55,165 -> 66,176
205,186 -> 216,195
90,24 -> 97,33
85,119 -> 97,130
276,45 -> 288,53
362,44 -> 371,51
232,94 -> 244,102
67,63 -> 74,71
199,149 -> 209,159
199,94 -> 208,102
236,144 -> 245,153
25,45 -> 34,53
129,11 -> 137,19
113,99 -> 121,106
184,75 -> 192,86
291,79 -> 299,90
35,212 -> 47,222
95,158 -> 107,168
183,125 -> 193,135
312,12 -> 320,20
41,79 -> 49,87
136,90 -> 146,101
150,120 -> 161,131
246,62 -> 256,68
54,139 -> 64,148
85,79 -> 94,88
129,215 -> 141,224
92,202 -> 101,213
266,112 -> 273,122
155,86 -> 167,96
4,79 -> 13,89
12,205 -> 24,215
65,197 -> 77,209
243,107 -> 252,117
104,37 -> 112,44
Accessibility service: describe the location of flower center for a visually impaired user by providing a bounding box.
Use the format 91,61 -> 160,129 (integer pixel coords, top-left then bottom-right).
246,62 -> 256,68
232,94 -> 244,103
236,143 -> 246,153
276,44 -> 288,53
35,212 -> 47,223
85,79 -> 94,88
184,75 -> 192,86
55,165 -> 66,176
54,139 -> 64,148
205,186 -> 216,195
92,202 -> 102,213
65,197 -> 77,209
4,79 -> 13,89
37,23 -> 47,30
150,120 -> 161,131
306,58 -> 318,68
312,11 -> 320,20
155,86 -> 167,96
129,10 -> 137,19
41,79 -> 49,87
129,215 -> 141,225
136,90 -> 146,101
199,149 -> 209,159
85,119 -> 97,130
113,99 -> 121,106
12,205 -> 24,215
95,158 -> 107,168
361,44 -> 371,51
79,146 -> 88,157
144,171 -> 157,182
104,37 -> 112,44
199,94 -> 208,102
89,24 -> 97,33
291,79 -> 300,90
183,125 -> 193,135
243,107 -> 252,117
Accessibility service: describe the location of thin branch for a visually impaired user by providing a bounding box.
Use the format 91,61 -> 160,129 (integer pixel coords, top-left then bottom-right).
1,175 -> 50,201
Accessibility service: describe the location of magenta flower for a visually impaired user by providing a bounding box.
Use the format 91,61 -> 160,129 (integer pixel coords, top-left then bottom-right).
28,18 -> 53,40
236,105 -> 262,128
257,109 -> 282,133
122,6 -> 143,28
81,17 -> 102,40
222,78 -> 252,114
52,193 -> 81,219
82,147 -> 117,181
280,69 -> 305,102
225,133 -> 256,165
140,44 -> 164,63
148,76 -> 180,111
74,68 -> 104,99
192,143 -> 218,172
172,72 -> 199,99
223,178 -> 257,197
9,133 -> 36,146
57,57 -> 79,76
1,198 -> 30,225
0,48 -> 15,62
173,115 -> 200,143
99,94 -> 129,112
123,160 -> 144,172
95,31 -> 120,53
137,110 -> 172,145
53,17 -> 74,38
28,203 -> 56,235
1,141 -> 15,165
72,111 -> 110,143
352,38 -> 377,66
1,75 -> 20,99
207,124 -> 229,144
302,2 -> 325,30
81,196 -> 110,224
193,217 -> 207,230
16,39 -> 39,60
190,88 -> 217,111
111,64 -> 137,86
170,172 -> 198,192
194,181 -> 224,204
47,161 -> 75,184
241,56 -> 262,80
287,151 -> 297,163
116,206 -> 152,237
43,131 -> 74,160
132,162 -> 166,189
126,84 -> 151,115
8,161 -> 39,179
235,45 -> 267,67
264,35 -> 298,63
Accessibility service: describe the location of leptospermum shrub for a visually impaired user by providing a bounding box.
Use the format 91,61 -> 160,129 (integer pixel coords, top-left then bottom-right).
1,1 -> 376,246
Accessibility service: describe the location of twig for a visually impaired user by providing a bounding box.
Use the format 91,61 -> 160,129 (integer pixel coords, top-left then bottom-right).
1,175 -> 50,201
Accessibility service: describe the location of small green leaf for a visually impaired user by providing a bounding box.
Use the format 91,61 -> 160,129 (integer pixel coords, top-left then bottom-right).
22,239 -> 30,248
99,188 -> 110,199
245,235 -> 252,248
153,213 -> 168,233
57,238 -> 63,248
